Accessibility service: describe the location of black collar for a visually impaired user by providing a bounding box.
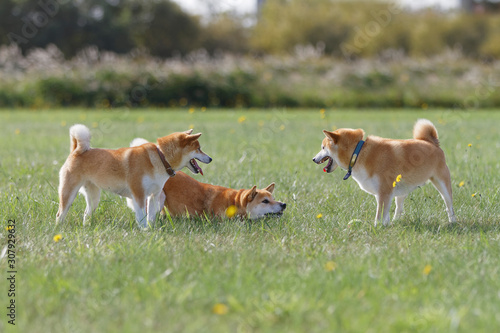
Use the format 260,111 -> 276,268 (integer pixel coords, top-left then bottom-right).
343,140 -> 365,180
156,146 -> 176,177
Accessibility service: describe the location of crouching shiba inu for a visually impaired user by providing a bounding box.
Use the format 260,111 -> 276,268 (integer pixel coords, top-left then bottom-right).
313,119 -> 456,225
128,138 -> 286,219
161,171 -> 286,219
56,125 -> 212,228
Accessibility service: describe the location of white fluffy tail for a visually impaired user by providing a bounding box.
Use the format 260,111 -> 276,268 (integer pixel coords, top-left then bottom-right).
130,137 -> 149,147
69,124 -> 91,153
413,119 -> 439,146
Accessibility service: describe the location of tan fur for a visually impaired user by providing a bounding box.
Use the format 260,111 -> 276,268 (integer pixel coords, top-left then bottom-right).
313,119 -> 456,225
160,171 -> 286,219
56,125 -> 212,228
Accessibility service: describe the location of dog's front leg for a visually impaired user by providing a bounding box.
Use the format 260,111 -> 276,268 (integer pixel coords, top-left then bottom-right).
146,190 -> 163,225
131,196 -> 148,228
375,193 -> 393,226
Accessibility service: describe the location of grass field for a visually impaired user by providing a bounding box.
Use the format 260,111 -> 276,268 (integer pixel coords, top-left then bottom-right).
1,108 -> 499,333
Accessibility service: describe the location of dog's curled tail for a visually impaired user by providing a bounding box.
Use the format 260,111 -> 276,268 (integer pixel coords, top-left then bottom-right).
69,124 -> 91,154
413,119 -> 440,146
130,138 -> 149,147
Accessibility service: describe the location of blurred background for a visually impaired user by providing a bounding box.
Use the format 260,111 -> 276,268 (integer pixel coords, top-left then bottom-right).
0,0 -> 499,109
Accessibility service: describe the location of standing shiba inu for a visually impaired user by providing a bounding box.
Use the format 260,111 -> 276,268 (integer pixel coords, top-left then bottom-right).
128,138 -> 286,219
313,119 -> 456,225
56,125 -> 212,228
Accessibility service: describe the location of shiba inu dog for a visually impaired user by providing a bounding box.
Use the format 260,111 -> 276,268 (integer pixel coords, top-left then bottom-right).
128,138 -> 286,219
56,125 -> 212,228
313,119 -> 456,225
161,171 -> 286,219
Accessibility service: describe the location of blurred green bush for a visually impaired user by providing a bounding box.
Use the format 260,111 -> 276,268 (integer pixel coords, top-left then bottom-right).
1,44 -> 499,109
252,0 -> 500,59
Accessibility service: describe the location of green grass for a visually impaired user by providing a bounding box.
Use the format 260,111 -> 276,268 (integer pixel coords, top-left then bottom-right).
1,108 -> 499,333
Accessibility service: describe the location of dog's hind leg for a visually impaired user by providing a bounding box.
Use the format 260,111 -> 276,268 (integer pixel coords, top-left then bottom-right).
430,169 -> 456,222
56,171 -> 82,224
81,182 -> 101,225
393,195 -> 407,221
375,192 -> 393,226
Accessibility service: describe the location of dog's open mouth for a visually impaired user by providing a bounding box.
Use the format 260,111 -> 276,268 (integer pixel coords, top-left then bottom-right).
190,158 -> 203,175
265,211 -> 283,218
319,156 -> 333,173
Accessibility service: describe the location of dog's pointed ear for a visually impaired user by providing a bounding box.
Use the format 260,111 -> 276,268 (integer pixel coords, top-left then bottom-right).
184,129 -> 194,135
323,130 -> 339,144
264,183 -> 275,194
245,186 -> 258,203
187,133 -> 202,141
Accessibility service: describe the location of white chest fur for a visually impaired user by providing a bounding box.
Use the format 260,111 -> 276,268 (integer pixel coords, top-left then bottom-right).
352,168 -> 379,195
142,173 -> 170,196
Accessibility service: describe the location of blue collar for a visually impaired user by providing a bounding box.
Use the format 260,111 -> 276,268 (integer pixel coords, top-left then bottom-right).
343,140 -> 365,180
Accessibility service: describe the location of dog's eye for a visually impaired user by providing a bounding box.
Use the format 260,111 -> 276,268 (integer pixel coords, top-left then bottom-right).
322,146 -> 324,150
262,199 -> 269,204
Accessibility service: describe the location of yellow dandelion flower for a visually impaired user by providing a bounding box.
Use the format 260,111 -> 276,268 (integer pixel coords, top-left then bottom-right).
324,261 -> 337,272
468,143 -> 472,147
423,264 -> 432,276
189,124 -> 194,129
238,116 -> 246,123
15,129 -> 21,135
472,193 -> 477,198
331,125 -> 337,131
421,103 -> 428,110
79,114 -> 87,121
458,181 -> 465,187
91,122 -> 98,128
201,107 -> 207,112
393,181 -> 397,188
188,107 -> 195,114
136,116 -> 144,124
212,303 -> 229,315
279,124 -> 285,131
225,205 -> 237,218
61,120 -> 67,127
396,174 -> 402,182
258,120 -> 265,127
53,234 -> 63,242
316,213 -> 323,219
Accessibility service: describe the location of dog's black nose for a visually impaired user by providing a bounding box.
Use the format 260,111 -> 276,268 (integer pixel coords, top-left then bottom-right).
281,203 -> 287,209
312,158 -> 315,162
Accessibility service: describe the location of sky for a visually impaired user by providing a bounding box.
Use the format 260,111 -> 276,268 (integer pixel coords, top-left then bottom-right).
172,0 -> 461,16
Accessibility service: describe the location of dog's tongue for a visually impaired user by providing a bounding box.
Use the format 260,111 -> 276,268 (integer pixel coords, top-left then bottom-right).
192,159 -> 203,175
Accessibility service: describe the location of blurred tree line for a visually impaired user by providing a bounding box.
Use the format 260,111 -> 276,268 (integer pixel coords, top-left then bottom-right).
0,0 -> 249,57
1,0 -> 500,59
